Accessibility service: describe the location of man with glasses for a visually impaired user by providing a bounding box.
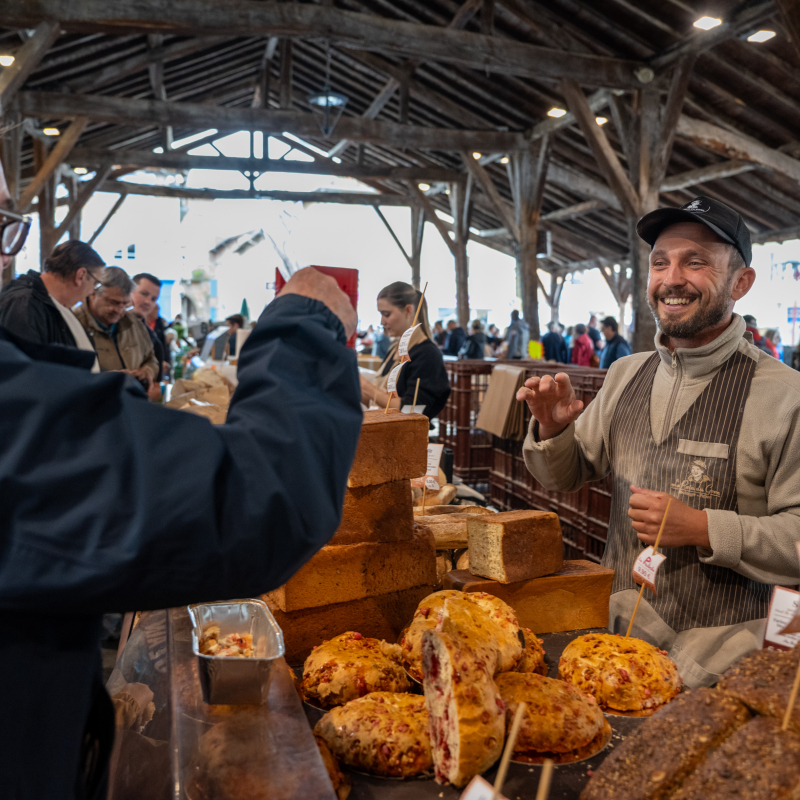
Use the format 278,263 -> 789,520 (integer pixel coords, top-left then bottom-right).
0,239 -> 104,371
74,266 -> 159,388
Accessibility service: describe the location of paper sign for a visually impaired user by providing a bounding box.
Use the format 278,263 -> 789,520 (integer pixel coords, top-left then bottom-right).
400,404 -> 426,415
426,443 -> 444,477
778,542 -> 800,635
425,475 -> 440,491
398,324 -> 421,361
632,546 -> 667,594
459,775 -> 509,800
386,362 -> 405,394
764,586 -> 800,651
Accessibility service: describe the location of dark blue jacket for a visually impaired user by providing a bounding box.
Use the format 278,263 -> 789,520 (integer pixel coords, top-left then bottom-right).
541,331 -> 568,363
0,294 -> 362,800
599,332 -> 632,369
443,326 -> 466,356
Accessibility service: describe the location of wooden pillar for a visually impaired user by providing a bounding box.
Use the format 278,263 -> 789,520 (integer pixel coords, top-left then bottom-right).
409,204 -> 424,290
66,174 -> 81,241
279,40 -> 293,110
0,111 -> 22,287
33,138 -> 56,263
449,181 -> 470,329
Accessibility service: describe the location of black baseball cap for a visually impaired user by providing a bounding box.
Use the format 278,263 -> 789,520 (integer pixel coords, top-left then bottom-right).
637,195 -> 751,267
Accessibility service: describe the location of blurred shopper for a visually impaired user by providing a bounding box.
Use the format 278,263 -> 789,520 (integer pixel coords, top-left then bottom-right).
75,267 -> 159,388
360,281 -> 450,419
767,329 -> 783,361
0,241 -> 103,371
587,314 -> 604,353
0,267 -> 361,800
743,314 -> 775,356
442,319 -> 466,356
505,309 -> 529,360
599,316 -> 632,369
541,321 -> 568,363
132,272 -> 168,375
224,313 -> 245,358
570,323 -> 595,367
487,323 -> 502,350
374,325 -> 392,359
432,320 -> 447,348
460,319 -> 487,360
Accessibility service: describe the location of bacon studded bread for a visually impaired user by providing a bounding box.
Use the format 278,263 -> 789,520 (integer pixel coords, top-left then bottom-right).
559,633 -> 681,712
495,672 -> 605,755
400,590 -> 522,681
580,688 -> 750,800
301,632 -> 409,709
313,692 -> 432,779
718,645 -> 800,733
516,628 -> 547,676
421,622 -> 505,786
671,716 -> 800,800
314,736 -> 351,800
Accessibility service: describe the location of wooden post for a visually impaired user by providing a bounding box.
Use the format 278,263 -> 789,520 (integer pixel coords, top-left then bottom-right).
410,204 -> 424,290
0,111 -> 22,287
449,181 -> 470,329
33,138 -> 56,262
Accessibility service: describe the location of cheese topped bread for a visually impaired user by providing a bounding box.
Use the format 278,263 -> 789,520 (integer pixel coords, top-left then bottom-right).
496,672 -> 605,754
314,692 -> 432,779
559,633 -> 681,712
301,631 -> 410,709
400,590 -> 522,681
516,628 -> 547,676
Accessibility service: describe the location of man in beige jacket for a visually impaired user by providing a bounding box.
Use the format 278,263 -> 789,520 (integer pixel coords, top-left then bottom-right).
75,266 -> 159,388
519,196 -> 800,688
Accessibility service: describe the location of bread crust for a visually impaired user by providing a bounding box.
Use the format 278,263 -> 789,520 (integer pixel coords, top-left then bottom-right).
516,628 -> 547,676
314,692 -> 432,778
580,688 -> 750,800
330,480 -> 414,546
301,632 -> 410,708
559,633 -> 681,712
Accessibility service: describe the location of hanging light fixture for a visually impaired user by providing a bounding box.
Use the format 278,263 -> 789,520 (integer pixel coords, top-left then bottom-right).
307,42 -> 348,138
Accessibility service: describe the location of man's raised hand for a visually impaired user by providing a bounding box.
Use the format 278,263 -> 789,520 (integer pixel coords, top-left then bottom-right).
516,372 -> 584,440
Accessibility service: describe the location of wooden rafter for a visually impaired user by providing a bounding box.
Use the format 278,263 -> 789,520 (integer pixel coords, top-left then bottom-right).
88,193 -> 127,245
0,22 -> 60,115
462,152 -> 519,242
406,183 -> 456,256
51,165 -> 114,247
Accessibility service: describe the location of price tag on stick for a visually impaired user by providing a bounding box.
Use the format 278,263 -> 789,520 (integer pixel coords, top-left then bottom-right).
383,362 -> 406,415
398,324 -> 421,362
778,543 -> 800,637
632,546 -> 667,594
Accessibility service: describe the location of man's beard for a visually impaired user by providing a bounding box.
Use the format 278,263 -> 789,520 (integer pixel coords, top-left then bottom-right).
648,278 -> 733,340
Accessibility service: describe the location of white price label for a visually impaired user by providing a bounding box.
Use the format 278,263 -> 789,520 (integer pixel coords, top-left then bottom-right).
386,362 -> 405,394
459,775 -> 509,800
632,546 -> 666,594
426,443 -> 444,477
780,543 -> 800,635
398,324 -> 421,360
425,475 -> 440,491
765,586 -> 800,650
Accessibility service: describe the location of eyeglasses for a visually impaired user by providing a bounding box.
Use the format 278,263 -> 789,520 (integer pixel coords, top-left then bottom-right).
0,207 -> 32,257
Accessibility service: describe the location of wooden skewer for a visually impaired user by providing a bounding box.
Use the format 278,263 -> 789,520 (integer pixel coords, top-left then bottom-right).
535,759 -> 554,800
626,498 -> 672,638
383,391 -> 393,415
411,282 -> 428,328
492,701 -> 526,800
421,485 -> 427,514
782,660 -> 800,731
412,377 -> 421,410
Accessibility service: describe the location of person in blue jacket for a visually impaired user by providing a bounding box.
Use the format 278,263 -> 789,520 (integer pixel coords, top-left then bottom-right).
599,315 -> 632,369
0,267 -> 362,800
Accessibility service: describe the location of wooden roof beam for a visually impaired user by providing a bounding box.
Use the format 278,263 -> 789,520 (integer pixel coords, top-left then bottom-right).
2,0 -> 651,89
0,22 -> 60,116
17,91 -> 528,151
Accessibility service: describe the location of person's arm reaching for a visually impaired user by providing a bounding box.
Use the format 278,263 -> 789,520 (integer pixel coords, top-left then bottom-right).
0,268 -> 363,613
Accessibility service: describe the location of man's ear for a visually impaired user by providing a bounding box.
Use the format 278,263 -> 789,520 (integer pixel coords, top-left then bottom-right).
732,266 -> 756,302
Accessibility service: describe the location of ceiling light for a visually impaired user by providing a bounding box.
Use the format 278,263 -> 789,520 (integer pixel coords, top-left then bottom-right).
595,116 -> 608,125
43,127 -> 60,136
418,183 -> 430,191
0,55 -> 14,67
500,156 -> 510,164
547,107 -> 567,118
445,188 -> 451,195
307,89 -> 348,137
747,29 -> 776,42
472,152 -> 482,160
73,167 -> 88,175
694,16 -> 722,30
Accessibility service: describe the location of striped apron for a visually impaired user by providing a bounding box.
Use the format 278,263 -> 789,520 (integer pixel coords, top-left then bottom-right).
605,350 -> 770,632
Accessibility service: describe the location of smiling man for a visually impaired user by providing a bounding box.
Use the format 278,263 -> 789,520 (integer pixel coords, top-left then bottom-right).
517,196 -> 800,688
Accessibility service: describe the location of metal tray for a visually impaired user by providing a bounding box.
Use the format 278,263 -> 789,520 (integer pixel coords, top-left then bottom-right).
188,598 -> 285,705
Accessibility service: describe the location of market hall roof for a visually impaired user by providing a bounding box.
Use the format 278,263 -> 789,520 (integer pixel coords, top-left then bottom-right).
2,0 -> 800,276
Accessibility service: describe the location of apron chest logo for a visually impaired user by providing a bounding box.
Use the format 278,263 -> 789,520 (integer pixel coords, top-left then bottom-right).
671,457 -> 721,501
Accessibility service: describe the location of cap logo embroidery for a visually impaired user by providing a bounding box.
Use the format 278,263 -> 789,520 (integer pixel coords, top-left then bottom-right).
683,199 -> 710,213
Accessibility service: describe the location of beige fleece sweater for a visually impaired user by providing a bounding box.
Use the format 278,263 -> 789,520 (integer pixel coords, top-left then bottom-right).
523,314 -> 800,586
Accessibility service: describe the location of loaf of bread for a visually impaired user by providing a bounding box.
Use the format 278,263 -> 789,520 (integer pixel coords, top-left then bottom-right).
718,645 -> 800,733
496,672 -> 606,755
580,688 -> 751,800
516,628 -> 547,675
436,553 -> 454,586
559,633 -> 681,712
467,510 -> 563,584
330,480 -> 414,546
314,692 -> 432,779
263,584 -> 435,665
400,590 -> 522,681
314,736 -> 351,800
414,505 -> 493,517
422,624 -> 505,786
347,410 -> 428,488
413,514 -> 469,549
413,484 -> 457,507
670,716 -> 800,800
267,525 -> 436,612
300,631 -> 409,708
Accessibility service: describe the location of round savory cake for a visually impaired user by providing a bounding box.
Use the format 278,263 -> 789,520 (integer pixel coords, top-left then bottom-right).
495,672 -> 606,755
400,590 -> 522,681
314,692 -> 432,778
558,633 -> 681,712
301,632 -> 410,709
516,628 -> 547,676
